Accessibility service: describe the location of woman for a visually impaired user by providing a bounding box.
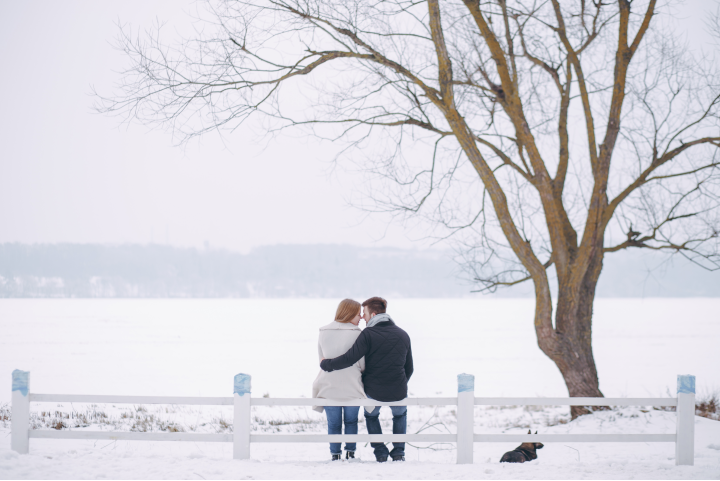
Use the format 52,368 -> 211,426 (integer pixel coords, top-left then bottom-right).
312,299 -> 366,461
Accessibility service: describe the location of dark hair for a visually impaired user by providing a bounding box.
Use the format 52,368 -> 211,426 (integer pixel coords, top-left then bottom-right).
362,297 -> 387,315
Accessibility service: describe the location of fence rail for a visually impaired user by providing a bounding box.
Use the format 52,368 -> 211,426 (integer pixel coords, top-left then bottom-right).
473,397 -> 677,406
25,394 -> 678,407
29,431 -> 232,442
10,370 -> 696,466
29,394 -> 233,405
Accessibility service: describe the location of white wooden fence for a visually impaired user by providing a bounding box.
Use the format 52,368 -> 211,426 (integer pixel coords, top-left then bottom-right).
10,370 -> 696,465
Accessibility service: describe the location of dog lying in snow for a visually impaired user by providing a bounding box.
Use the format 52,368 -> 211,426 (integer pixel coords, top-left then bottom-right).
499,430 -> 544,463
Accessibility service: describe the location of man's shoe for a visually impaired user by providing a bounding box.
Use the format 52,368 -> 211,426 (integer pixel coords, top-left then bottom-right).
376,455 -> 388,463
331,454 -> 342,461
392,455 -> 405,462
346,451 -> 355,460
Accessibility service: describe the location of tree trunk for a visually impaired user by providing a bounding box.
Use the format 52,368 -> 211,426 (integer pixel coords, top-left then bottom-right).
551,323 -> 604,419
536,249 -> 606,419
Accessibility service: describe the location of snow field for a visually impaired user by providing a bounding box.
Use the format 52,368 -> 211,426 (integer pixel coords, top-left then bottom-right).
1,298 -> 718,403
0,298 -> 718,478
1,405 -> 719,479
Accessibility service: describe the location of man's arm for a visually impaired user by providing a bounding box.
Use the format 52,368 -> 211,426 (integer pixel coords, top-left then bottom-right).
404,342 -> 414,381
320,332 -> 369,372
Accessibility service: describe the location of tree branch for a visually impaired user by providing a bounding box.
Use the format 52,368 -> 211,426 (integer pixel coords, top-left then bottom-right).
471,257 -> 554,293
606,137 -> 720,222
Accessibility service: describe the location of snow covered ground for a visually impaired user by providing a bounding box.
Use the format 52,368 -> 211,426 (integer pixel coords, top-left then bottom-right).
0,298 -> 718,479
1,405 -> 719,479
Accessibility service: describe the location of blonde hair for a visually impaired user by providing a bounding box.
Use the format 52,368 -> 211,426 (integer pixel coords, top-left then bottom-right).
335,299 -> 361,324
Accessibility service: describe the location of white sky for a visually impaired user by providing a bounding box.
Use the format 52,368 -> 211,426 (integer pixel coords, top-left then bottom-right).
0,0 -> 717,253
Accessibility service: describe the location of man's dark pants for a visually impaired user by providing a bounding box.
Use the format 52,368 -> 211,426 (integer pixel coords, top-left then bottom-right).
363,403 -> 407,459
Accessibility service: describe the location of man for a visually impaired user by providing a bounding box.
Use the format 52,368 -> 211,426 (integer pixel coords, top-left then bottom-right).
320,297 -> 413,462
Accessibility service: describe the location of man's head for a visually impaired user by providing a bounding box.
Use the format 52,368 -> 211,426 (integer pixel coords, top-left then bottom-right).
361,297 -> 387,322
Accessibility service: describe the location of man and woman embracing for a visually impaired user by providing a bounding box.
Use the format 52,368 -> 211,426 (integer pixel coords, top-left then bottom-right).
313,297 -> 413,463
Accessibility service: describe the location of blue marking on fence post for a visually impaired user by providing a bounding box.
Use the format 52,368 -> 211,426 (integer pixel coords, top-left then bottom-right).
457,373 -> 474,393
234,373 -> 251,395
12,370 -> 29,397
677,375 -> 695,394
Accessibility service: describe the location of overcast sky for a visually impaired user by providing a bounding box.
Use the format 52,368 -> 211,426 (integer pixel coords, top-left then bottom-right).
0,0 -> 717,253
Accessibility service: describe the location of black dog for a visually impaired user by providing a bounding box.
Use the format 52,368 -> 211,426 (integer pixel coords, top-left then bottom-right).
500,430 -> 544,463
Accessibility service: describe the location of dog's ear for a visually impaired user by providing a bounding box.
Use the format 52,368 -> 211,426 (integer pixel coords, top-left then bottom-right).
527,429 -> 532,434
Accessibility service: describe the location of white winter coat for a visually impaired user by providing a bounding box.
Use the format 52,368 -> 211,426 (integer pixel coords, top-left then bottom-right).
312,321 -> 366,413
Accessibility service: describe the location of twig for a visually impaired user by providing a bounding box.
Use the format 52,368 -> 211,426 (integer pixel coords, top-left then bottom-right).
564,445 -> 580,461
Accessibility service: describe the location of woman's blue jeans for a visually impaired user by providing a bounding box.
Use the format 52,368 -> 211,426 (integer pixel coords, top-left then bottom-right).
324,406 -> 359,455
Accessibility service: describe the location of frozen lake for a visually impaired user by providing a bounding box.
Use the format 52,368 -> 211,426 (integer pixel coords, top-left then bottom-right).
1,298 -> 718,403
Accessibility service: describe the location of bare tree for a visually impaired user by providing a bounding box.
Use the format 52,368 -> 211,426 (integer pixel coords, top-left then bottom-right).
98,0 -> 720,417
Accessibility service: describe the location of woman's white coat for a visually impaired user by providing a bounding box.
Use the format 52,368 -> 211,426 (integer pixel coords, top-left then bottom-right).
312,321 -> 366,413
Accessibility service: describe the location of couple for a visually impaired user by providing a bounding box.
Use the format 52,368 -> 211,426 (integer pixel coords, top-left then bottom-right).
312,297 -> 413,463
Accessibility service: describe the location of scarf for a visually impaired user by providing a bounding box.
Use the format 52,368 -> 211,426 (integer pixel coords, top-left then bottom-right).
366,312 -> 392,328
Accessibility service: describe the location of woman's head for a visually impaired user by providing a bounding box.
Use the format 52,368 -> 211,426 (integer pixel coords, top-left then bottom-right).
335,299 -> 362,325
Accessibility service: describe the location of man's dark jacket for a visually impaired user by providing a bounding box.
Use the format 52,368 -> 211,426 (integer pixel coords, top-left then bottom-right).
320,318 -> 413,402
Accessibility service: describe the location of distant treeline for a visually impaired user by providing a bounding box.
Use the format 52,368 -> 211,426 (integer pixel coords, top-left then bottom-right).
0,243 -> 467,298
0,243 -> 717,298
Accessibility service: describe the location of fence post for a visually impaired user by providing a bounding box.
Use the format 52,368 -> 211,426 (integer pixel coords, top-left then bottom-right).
11,370 -> 30,454
233,373 -> 251,460
457,373 -> 474,464
676,374 -> 695,466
